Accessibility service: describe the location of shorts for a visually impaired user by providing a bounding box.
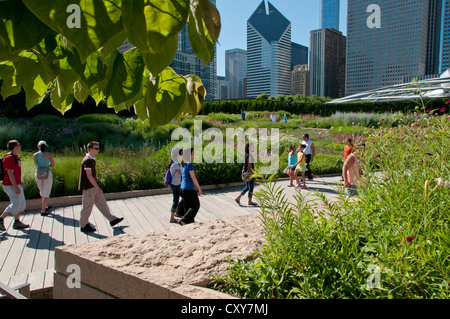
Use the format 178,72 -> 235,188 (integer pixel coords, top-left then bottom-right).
35,170 -> 53,198
295,164 -> 307,172
2,184 -> 26,216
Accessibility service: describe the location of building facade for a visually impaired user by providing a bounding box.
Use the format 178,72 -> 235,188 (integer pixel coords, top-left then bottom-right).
346,0 -> 442,96
320,0 -> 340,30
291,64 -> 310,96
225,49 -> 247,99
246,1 -> 292,98
291,42 -> 309,71
170,0 -> 217,101
310,28 -> 346,98
442,0 -> 450,73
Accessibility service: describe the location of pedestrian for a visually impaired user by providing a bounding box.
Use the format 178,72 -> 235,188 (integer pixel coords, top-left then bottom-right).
177,147 -> 202,226
78,141 -> 124,233
0,140 -> 29,231
241,110 -> 246,121
235,142 -> 258,206
169,148 -> 183,223
286,145 -> 300,187
294,144 -> 308,189
33,141 -> 55,216
343,143 -> 365,196
341,138 -> 354,181
284,114 -> 288,123
302,134 -> 315,180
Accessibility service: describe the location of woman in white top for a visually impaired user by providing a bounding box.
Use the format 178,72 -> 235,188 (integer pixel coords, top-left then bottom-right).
301,134 -> 315,180
169,148 -> 183,223
33,141 -> 55,216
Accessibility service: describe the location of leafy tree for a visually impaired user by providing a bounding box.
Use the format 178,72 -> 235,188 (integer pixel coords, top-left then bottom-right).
0,0 -> 221,127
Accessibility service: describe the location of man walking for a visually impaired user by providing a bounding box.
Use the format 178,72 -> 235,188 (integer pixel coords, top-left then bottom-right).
78,141 -> 123,233
0,140 -> 29,231
301,134 -> 315,180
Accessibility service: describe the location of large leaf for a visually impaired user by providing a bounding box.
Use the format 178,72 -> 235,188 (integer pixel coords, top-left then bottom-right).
105,48 -> 145,107
142,33 -> 178,76
121,0 -> 189,53
22,0 -> 123,62
144,67 -> 188,127
0,0 -> 49,60
199,0 -> 221,42
184,74 -> 206,116
188,0 -> 215,66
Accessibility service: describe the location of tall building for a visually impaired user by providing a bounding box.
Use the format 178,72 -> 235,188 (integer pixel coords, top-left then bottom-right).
346,0 -> 442,96
170,0 -> 217,101
246,0 -> 292,98
216,76 -> 230,100
442,0 -> 450,72
291,64 -> 310,96
291,42 -> 309,71
310,28 -> 346,98
320,0 -> 340,30
225,49 -> 247,99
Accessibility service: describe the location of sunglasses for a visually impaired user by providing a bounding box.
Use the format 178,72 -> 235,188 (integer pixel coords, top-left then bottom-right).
92,147 -> 100,150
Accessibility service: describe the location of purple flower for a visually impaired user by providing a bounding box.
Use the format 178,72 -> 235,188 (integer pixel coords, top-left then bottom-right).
425,153 -> 432,156
440,107 -> 447,113
425,109 -> 432,113
375,154 -> 381,159
445,99 -> 450,104
407,236 -> 414,243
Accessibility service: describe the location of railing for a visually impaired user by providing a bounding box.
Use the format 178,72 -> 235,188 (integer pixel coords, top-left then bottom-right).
0,281 -> 30,299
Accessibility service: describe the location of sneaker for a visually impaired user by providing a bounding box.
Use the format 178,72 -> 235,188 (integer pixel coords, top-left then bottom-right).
0,219 -> 5,231
295,184 -> 301,188
110,217 -> 124,227
45,205 -> 52,211
300,186 -> 307,189
81,224 -> 96,233
13,220 -> 29,230
41,211 -> 50,216
287,184 -> 294,187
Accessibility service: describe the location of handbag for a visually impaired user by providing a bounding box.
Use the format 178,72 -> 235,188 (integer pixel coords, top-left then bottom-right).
37,167 -> 50,180
241,166 -> 252,182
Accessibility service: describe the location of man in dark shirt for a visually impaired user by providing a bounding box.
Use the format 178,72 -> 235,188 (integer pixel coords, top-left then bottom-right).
78,141 -> 123,233
0,140 -> 29,231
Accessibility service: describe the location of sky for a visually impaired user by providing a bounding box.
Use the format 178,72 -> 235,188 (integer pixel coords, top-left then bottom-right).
215,0 -> 348,77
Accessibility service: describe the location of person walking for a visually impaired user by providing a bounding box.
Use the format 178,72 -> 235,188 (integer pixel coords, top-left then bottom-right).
343,143 -> 365,196
235,142 -> 258,206
169,148 -> 183,223
341,138 -> 354,181
286,145 -> 300,187
0,140 -> 29,231
241,110 -> 246,121
78,141 -> 124,233
294,144 -> 308,189
302,134 -> 315,180
177,147 -> 202,226
33,141 -> 55,216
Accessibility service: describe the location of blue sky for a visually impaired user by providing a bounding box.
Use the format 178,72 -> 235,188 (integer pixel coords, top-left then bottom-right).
215,0 -> 348,76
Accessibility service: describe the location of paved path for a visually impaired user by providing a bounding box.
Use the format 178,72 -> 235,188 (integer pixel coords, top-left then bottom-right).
0,175 -> 342,298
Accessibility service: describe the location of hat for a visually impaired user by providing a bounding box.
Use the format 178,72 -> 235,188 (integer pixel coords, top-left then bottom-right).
38,140 -> 47,146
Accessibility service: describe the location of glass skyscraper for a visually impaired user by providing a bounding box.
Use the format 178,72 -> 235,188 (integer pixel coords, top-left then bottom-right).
225,49 -> 247,99
346,0 -> 442,96
320,0 -> 340,30
246,1 -> 292,98
442,0 -> 450,72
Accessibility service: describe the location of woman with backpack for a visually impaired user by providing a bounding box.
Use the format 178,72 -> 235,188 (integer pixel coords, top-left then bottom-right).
235,142 -> 258,206
168,148 -> 183,223
33,141 -> 55,216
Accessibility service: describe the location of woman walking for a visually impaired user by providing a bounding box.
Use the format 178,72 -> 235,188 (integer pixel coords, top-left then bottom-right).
287,145 -> 300,187
294,144 -> 308,189
235,142 -> 258,206
33,141 -> 55,216
178,148 -> 202,226
169,148 -> 183,223
343,143 -> 365,196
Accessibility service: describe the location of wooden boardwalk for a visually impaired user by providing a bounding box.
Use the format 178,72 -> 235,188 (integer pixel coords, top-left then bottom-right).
0,176 -> 341,298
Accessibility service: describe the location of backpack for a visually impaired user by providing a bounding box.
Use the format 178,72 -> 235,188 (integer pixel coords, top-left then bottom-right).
164,168 -> 172,186
0,154 -> 17,181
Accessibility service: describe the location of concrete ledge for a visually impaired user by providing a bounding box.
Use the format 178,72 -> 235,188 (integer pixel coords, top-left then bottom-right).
53,214 -> 264,299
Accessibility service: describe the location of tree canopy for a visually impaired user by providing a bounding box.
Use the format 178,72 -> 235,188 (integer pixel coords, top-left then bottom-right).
0,0 -> 221,127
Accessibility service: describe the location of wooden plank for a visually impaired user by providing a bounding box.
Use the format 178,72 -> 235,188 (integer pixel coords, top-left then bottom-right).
30,209 -> 56,276
0,281 -> 27,299
106,200 -> 133,235
47,207 -> 66,272
136,195 -> 174,230
27,271 -> 45,294
127,197 -> 163,232
0,210 -> 37,285
62,205 -> 77,246
113,199 -> 145,234
88,206 -> 111,239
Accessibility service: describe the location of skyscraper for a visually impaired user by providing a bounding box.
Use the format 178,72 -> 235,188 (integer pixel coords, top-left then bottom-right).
442,0 -> 450,72
291,64 -> 310,96
310,28 -> 346,98
291,42 -> 309,71
246,1 -> 292,98
225,49 -> 247,99
320,0 -> 340,30
346,0 -> 442,96
170,0 -> 217,101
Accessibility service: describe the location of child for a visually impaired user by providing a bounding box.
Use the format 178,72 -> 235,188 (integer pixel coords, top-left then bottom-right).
341,138 -> 354,181
287,145 -> 300,187
294,144 -> 308,189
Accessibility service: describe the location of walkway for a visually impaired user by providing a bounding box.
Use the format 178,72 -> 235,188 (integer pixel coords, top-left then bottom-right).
0,175 -> 341,298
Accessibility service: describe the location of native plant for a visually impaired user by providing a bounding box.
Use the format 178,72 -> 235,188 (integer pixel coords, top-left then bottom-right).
0,0 -> 221,127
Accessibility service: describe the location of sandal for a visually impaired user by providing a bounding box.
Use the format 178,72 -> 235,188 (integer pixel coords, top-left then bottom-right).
248,202 -> 258,206
235,198 -> 241,205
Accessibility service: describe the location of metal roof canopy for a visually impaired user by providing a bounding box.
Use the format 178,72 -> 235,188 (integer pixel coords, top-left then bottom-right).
327,72 -> 450,104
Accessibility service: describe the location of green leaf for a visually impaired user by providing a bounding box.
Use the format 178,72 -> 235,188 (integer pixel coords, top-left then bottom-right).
0,62 -> 21,98
22,0 -> 123,62
198,0 -> 221,42
0,0 -> 49,60
121,0 -> 189,53
184,74 -> 206,116
144,67 -> 188,127
142,33 -> 178,76
188,0 -> 215,66
105,48 -> 145,107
